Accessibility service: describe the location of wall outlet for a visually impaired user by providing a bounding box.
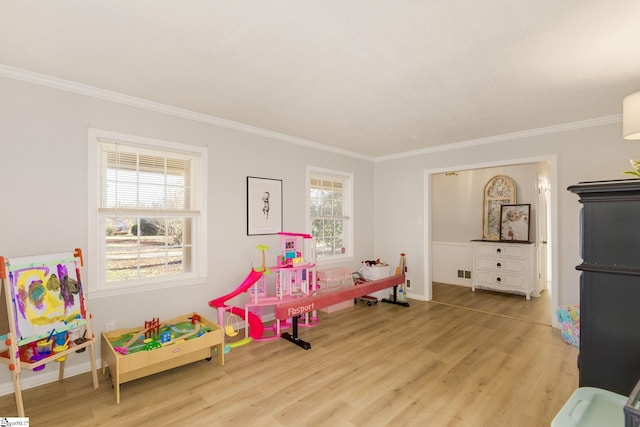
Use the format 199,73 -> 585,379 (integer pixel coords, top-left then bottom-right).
106,322 -> 115,332
457,269 -> 464,278
406,278 -> 412,288
464,270 -> 471,279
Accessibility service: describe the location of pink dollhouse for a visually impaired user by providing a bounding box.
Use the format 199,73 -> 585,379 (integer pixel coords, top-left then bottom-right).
244,232 -> 318,339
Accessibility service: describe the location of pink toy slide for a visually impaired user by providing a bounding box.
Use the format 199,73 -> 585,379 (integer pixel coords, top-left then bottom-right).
208,269 -> 265,339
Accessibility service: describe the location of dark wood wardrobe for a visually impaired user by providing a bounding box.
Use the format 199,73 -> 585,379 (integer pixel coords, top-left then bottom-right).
568,179 -> 640,395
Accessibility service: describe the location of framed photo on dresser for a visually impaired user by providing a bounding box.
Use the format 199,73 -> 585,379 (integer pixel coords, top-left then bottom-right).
499,204 -> 530,242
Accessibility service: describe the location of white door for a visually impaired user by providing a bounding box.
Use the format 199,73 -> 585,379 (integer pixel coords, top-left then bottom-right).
536,179 -> 550,296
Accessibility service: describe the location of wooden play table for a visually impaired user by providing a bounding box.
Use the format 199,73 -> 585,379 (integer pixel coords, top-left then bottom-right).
101,312 -> 224,403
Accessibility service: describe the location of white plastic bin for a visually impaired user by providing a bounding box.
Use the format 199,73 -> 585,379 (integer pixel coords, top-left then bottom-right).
552,387 -> 626,427
359,265 -> 391,300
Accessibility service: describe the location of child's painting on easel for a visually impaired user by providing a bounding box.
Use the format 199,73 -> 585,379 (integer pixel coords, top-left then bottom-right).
7,252 -> 87,345
0,248 -> 98,417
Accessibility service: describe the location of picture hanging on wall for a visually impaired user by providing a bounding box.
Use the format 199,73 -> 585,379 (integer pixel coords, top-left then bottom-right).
247,176 -> 283,235
499,204 -> 531,242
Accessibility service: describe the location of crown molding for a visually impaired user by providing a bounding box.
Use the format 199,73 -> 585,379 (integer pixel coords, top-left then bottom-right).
374,114 -> 622,162
1,64 -> 620,164
0,64 -> 373,161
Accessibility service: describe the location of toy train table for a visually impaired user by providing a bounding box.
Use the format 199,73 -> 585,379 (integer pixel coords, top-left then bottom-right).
101,312 -> 224,403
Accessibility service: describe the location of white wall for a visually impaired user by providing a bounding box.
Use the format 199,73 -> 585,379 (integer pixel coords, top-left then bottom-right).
0,76 -> 375,391
374,122 -> 638,311
431,164 -> 538,242
431,242 -> 472,286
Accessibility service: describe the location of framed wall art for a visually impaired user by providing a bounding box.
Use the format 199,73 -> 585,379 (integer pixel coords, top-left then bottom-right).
247,176 -> 282,235
483,175 -> 516,240
499,204 -> 531,242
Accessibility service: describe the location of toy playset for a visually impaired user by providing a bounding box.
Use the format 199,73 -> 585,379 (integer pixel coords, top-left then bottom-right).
0,249 -> 99,417
209,232 -> 409,350
209,232 -> 319,344
101,312 -> 223,404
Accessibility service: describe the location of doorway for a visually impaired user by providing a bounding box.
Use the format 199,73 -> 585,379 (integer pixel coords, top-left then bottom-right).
423,155 -> 559,327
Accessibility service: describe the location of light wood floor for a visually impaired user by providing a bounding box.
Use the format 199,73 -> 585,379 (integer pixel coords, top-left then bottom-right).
0,292 -> 577,426
432,282 -> 552,326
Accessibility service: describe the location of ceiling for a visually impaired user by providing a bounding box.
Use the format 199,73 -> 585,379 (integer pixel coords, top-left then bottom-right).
1,1 -> 639,158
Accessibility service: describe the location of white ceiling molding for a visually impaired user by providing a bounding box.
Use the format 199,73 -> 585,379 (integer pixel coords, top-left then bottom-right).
0,64 -> 373,162
0,63 -> 622,164
375,115 -> 622,162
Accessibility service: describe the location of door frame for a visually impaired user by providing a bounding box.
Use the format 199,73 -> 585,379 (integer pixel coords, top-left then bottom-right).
423,154 -> 559,327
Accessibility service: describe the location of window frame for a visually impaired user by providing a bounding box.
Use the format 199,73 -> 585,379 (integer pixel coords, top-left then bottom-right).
88,128 -> 208,298
306,166 -> 354,264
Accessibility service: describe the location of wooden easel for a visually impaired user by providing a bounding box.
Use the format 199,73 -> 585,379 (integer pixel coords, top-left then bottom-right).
0,248 -> 98,417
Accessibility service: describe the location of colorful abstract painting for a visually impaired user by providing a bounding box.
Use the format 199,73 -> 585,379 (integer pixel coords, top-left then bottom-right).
5,252 -> 86,345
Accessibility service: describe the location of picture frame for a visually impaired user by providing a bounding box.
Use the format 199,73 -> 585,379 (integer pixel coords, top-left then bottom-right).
499,204 -> 531,242
483,175 -> 517,240
247,176 -> 283,235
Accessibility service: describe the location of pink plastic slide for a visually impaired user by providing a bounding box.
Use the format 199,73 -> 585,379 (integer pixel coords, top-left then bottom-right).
208,269 -> 265,339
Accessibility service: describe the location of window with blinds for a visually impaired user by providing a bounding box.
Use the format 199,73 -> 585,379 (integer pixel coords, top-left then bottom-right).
89,129 -> 207,295
308,167 -> 353,259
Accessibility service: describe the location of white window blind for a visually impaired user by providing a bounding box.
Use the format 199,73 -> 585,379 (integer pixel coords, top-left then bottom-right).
98,140 -> 201,214
89,129 -> 207,296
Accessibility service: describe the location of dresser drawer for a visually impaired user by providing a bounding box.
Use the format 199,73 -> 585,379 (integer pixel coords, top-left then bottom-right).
474,271 -> 527,290
474,242 -> 527,259
475,257 -> 527,274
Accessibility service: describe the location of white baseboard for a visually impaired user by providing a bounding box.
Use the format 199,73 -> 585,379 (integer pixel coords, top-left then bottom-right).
406,292 -> 427,301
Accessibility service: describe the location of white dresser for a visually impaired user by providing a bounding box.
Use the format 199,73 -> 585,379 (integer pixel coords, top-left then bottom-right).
471,240 -> 535,300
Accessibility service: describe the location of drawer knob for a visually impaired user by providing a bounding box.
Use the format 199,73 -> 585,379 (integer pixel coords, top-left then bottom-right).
496,248 -> 502,254
496,277 -> 502,283
496,262 -> 502,268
